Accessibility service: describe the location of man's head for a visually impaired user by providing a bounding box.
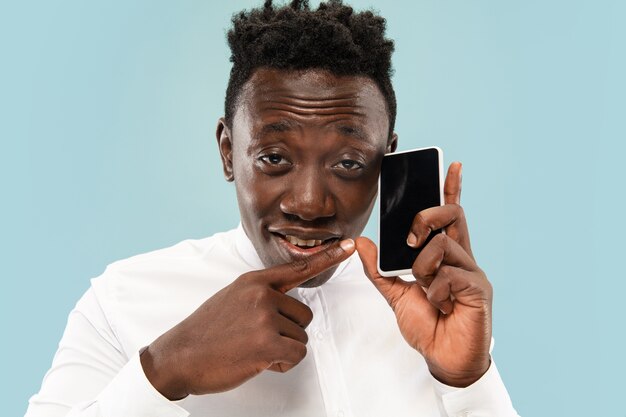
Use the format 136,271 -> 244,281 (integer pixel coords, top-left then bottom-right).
217,0 -> 397,286
224,0 -> 397,139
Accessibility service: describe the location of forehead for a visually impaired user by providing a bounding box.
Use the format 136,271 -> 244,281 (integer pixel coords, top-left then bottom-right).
234,68 -> 390,138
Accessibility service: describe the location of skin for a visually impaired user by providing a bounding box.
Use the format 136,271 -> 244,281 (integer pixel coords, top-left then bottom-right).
141,239 -> 356,399
218,68 -> 396,287
140,67 -> 492,400
356,162 -> 492,387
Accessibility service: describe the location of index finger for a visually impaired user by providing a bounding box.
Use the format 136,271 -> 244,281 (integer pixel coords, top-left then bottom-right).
260,239 -> 356,293
443,161 -> 462,205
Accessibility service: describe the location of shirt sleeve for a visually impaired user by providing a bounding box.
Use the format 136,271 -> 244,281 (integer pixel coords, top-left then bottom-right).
25,287 -> 189,417
431,359 -> 520,417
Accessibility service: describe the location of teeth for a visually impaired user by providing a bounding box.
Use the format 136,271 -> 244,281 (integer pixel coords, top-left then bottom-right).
285,235 -> 323,247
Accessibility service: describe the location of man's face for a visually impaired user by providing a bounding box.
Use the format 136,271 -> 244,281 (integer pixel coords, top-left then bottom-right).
217,68 -> 396,286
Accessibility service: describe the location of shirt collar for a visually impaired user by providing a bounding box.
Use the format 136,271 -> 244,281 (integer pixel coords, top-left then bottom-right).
234,223 -> 355,282
234,223 -> 265,270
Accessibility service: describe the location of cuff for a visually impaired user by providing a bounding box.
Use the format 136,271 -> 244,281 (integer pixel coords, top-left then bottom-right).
431,360 -> 518,417
95,350 -> 190,417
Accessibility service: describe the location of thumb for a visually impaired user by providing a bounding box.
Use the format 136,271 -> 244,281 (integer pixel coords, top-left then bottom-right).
355,237 -> 411,309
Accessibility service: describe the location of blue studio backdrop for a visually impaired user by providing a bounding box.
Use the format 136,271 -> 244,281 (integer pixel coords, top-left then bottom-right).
1,1 -> 624,416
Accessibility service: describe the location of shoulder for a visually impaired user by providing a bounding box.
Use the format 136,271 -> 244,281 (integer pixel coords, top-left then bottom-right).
90,227 -> 246,313
86,228 -> 248,351
105,228 -> 239,274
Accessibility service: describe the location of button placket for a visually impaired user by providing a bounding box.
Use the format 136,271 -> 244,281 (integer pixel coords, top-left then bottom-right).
297,286 -> 353,417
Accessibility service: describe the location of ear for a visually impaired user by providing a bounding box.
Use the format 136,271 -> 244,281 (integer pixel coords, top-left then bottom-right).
216,117 -> 234,182
386,132 -> 398,153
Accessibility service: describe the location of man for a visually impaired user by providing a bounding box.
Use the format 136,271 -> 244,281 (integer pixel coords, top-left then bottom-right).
27,1 -> 519,416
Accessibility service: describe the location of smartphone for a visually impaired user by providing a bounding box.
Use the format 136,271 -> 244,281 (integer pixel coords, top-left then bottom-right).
377,147 -> 444,277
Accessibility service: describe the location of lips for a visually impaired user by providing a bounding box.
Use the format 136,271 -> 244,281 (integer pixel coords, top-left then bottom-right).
284,235 -> 323,248
268,227 -> 341,258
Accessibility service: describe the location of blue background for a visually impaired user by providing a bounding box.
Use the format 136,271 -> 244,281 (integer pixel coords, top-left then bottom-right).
2,1 -> 624,415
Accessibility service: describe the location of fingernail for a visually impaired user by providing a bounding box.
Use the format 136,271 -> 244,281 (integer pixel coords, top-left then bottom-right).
340,238 -> 355,251
407,233 -> 417,247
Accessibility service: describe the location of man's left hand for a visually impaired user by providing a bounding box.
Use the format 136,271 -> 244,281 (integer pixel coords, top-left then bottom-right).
356,162 -> 492,387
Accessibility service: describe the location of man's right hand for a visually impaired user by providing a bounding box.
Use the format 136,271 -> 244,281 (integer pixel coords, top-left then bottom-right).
140,238 -> 355,400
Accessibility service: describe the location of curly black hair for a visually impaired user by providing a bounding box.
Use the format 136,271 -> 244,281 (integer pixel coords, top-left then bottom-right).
224,0 -> 396,139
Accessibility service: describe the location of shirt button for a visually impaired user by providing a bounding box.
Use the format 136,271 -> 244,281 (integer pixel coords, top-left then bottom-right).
337,411 -> 345,417
315,330 -> 324,341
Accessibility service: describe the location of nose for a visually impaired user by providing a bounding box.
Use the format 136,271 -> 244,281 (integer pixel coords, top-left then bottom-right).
279,168 -> 336,221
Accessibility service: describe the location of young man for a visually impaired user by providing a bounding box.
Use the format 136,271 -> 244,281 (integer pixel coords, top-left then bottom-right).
27,1 -> 519,416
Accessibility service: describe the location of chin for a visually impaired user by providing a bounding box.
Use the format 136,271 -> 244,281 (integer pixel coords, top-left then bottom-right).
297,268 -> 337,288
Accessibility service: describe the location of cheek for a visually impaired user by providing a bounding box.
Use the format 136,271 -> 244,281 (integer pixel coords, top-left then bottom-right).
234,167 -> 284,219
332,174 -> 379,221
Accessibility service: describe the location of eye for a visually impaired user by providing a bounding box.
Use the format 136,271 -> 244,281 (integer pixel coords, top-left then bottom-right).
336,159 -> 363,170
259,153 -> 290,166
332,158 -> 366,179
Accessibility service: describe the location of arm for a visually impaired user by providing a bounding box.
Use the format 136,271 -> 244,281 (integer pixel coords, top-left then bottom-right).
356,162 -> 520,416
27,240 -> 356,415
431,359 -> 519,417
25,288 -> 187,417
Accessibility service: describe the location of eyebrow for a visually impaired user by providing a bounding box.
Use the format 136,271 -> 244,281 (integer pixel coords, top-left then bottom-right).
254,120 -> 377,151
257,120 -> 299,139
336,124 -> 368,142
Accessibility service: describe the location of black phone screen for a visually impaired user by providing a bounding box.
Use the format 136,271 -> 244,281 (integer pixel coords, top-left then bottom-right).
379,147 -> 442,274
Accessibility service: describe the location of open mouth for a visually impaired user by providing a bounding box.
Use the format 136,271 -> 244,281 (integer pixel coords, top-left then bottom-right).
284,235 -> 325,248
270,231 -> 340,253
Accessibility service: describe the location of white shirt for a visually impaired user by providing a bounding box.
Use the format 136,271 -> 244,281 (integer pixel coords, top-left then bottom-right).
26,225 -> 519,417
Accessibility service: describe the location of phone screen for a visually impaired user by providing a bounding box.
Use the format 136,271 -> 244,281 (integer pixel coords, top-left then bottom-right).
378,147 -> 443,275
